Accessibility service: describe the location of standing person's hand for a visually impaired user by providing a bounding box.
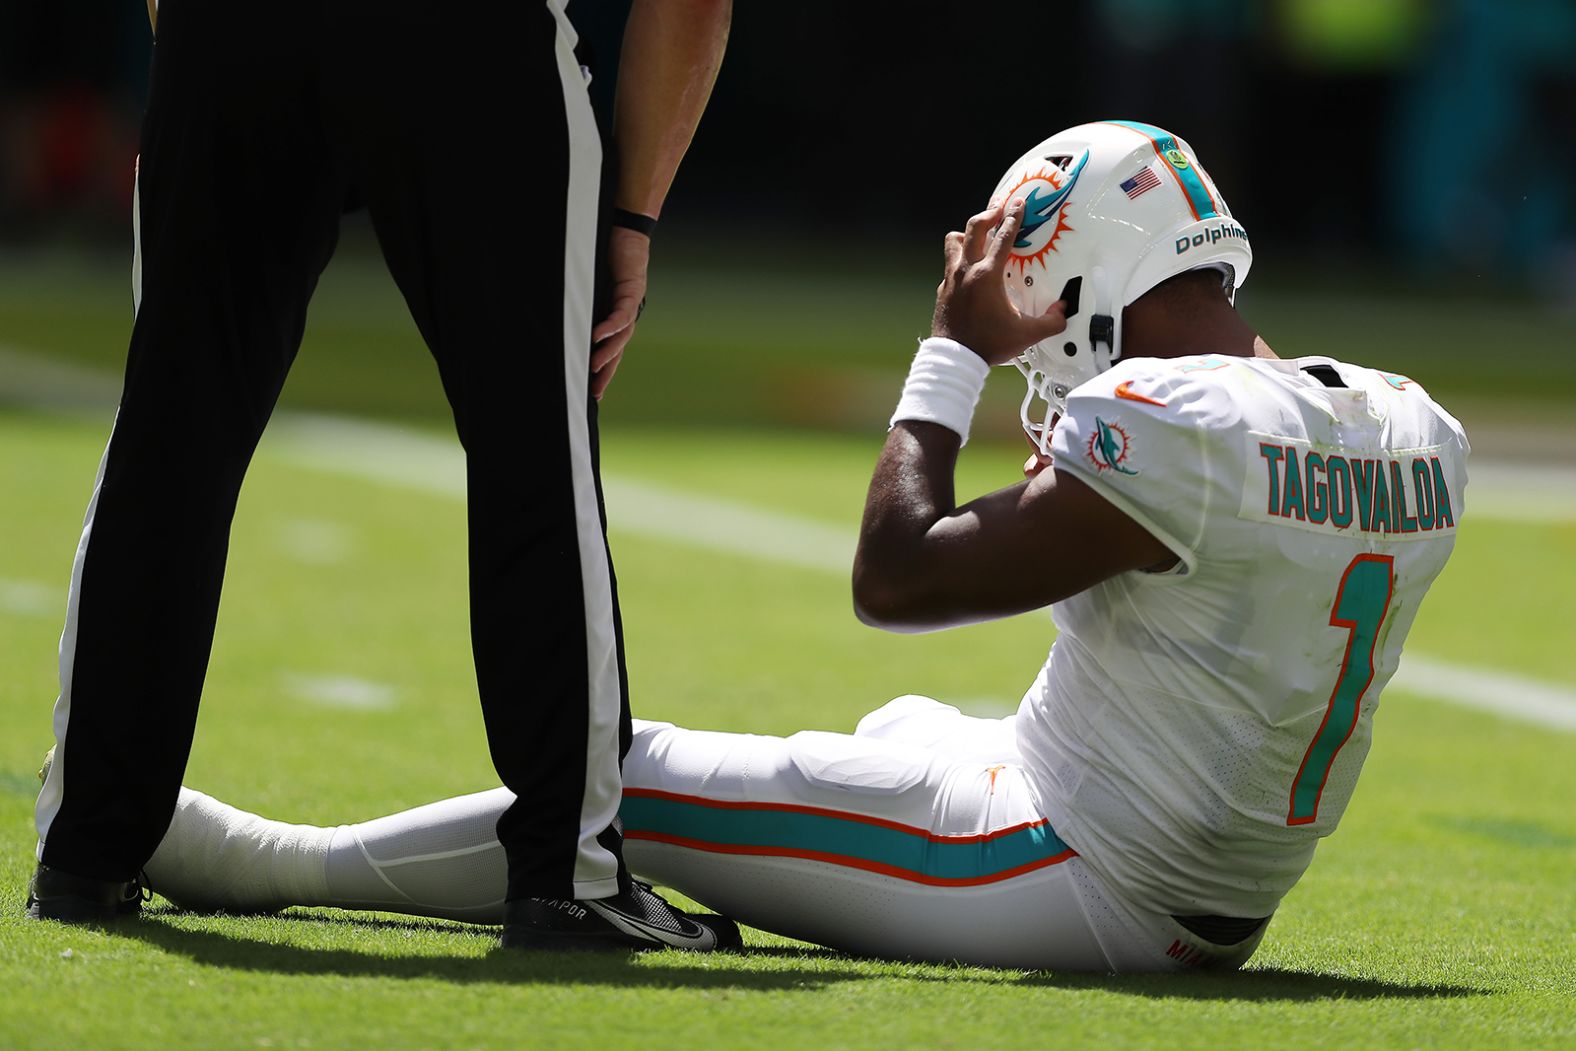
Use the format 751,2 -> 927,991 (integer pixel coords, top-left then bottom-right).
596,0 -> 729,399
590,227 -> 650,399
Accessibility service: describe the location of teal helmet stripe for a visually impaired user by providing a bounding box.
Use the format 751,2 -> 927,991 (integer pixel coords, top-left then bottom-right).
1103,119 -> 1219,221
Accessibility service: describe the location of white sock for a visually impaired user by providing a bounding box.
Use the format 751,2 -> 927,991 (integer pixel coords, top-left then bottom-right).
320,788 -> 513,925
145,788 -> 333,913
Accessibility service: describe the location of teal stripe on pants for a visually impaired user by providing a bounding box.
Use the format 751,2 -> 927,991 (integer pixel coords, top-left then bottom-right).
621,794 -> 1072,882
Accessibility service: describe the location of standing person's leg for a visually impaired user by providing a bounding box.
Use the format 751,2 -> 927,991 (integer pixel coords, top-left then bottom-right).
321,0 -> 623,904
32,0 -> 344,910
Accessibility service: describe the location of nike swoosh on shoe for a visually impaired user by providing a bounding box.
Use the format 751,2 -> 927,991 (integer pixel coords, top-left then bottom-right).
585,899 -> 720,950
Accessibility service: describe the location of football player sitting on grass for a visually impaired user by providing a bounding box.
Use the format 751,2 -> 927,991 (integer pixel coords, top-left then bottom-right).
30,121 -> 1468,971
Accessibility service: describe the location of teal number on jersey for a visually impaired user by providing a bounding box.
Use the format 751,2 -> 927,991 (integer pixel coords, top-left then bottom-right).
1287,554 -> 1395,826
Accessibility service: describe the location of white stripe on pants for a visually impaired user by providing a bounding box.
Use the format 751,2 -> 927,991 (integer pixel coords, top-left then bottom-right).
34,159 -> 138,856
548,1 -> 622,898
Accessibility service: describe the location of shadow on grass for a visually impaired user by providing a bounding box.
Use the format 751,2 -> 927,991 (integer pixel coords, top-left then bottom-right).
117,911 -> 867,992
106,909 -> 1488,1001
742,946 -> 1487,1001
1014,967 -> 1486,1002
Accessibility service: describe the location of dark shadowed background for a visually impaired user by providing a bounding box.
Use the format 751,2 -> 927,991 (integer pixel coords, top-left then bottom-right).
2,0 -> 1574,449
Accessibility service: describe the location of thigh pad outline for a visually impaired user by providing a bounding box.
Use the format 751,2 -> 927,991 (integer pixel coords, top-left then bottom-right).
785,731 -> 932,795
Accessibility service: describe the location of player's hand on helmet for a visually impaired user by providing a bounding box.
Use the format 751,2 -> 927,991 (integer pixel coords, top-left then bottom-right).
932,199 -> 1067,366
590,226 -> 651,399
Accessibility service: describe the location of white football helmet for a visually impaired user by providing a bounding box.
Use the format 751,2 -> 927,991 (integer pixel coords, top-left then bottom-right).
988,120 -> 1252,453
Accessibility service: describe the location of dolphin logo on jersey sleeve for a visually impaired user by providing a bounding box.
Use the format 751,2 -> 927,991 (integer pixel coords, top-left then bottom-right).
1088,417 -> 1139,476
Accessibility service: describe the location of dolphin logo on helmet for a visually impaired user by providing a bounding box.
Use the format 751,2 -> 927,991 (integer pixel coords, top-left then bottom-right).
1011,151 -> 1090,250
998,151 -> 1091,271
989,121 -> 1253,456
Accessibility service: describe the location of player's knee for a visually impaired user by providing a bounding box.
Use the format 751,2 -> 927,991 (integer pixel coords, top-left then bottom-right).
854,695 -> 955,738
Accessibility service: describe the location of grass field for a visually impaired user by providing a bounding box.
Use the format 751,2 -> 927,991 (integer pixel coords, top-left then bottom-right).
1,252 -> 1573,1049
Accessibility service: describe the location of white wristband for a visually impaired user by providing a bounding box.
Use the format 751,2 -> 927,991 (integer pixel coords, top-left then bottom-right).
889,337 -> 991,445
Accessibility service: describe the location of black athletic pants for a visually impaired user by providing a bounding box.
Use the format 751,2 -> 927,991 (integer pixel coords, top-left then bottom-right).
36,0 -> 632,902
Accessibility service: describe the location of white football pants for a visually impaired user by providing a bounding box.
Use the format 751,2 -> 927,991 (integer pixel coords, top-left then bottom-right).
144,698 -> 1265,972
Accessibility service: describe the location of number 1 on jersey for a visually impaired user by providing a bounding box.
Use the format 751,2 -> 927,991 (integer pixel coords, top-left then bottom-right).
1287,554 -> 1395,826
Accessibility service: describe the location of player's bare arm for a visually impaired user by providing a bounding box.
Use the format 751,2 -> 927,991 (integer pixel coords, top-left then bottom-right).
591,0 -> 732,398
853,201 -> 1173,633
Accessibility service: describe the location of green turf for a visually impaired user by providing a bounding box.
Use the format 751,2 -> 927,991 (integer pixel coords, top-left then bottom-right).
2,251 -> 1574,1047
1,408 -> 1573,1050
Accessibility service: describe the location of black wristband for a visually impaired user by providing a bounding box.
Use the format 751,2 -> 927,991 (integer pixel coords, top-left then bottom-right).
611,207 -> 658,237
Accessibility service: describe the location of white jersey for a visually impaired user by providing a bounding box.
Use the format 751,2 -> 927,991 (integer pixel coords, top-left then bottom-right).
1016,353 -> 1469,918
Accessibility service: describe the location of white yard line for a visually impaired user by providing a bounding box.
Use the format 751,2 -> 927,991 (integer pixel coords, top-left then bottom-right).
275,517 -> 353,566
1388,655 -> 1576,732
6,342 -> 1573,525
267,413 -> 856,574
5,346 -> 1575,731
263,413 -> 1576,734
0,578 -> 60,618
282,673 -> 398,711
1455,463 -> 1576,525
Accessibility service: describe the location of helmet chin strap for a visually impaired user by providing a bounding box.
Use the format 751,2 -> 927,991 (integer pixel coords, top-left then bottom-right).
1090,313 -> 1115,362
1012,265 -> 1130,457
1088,262 -> 1119,373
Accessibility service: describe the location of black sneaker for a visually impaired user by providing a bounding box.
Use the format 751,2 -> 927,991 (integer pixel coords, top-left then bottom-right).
501,880 -> 742,952
25,863 -> 147,923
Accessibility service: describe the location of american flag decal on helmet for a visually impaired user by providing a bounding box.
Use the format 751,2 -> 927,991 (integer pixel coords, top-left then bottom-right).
1120,167 -> 1161,200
